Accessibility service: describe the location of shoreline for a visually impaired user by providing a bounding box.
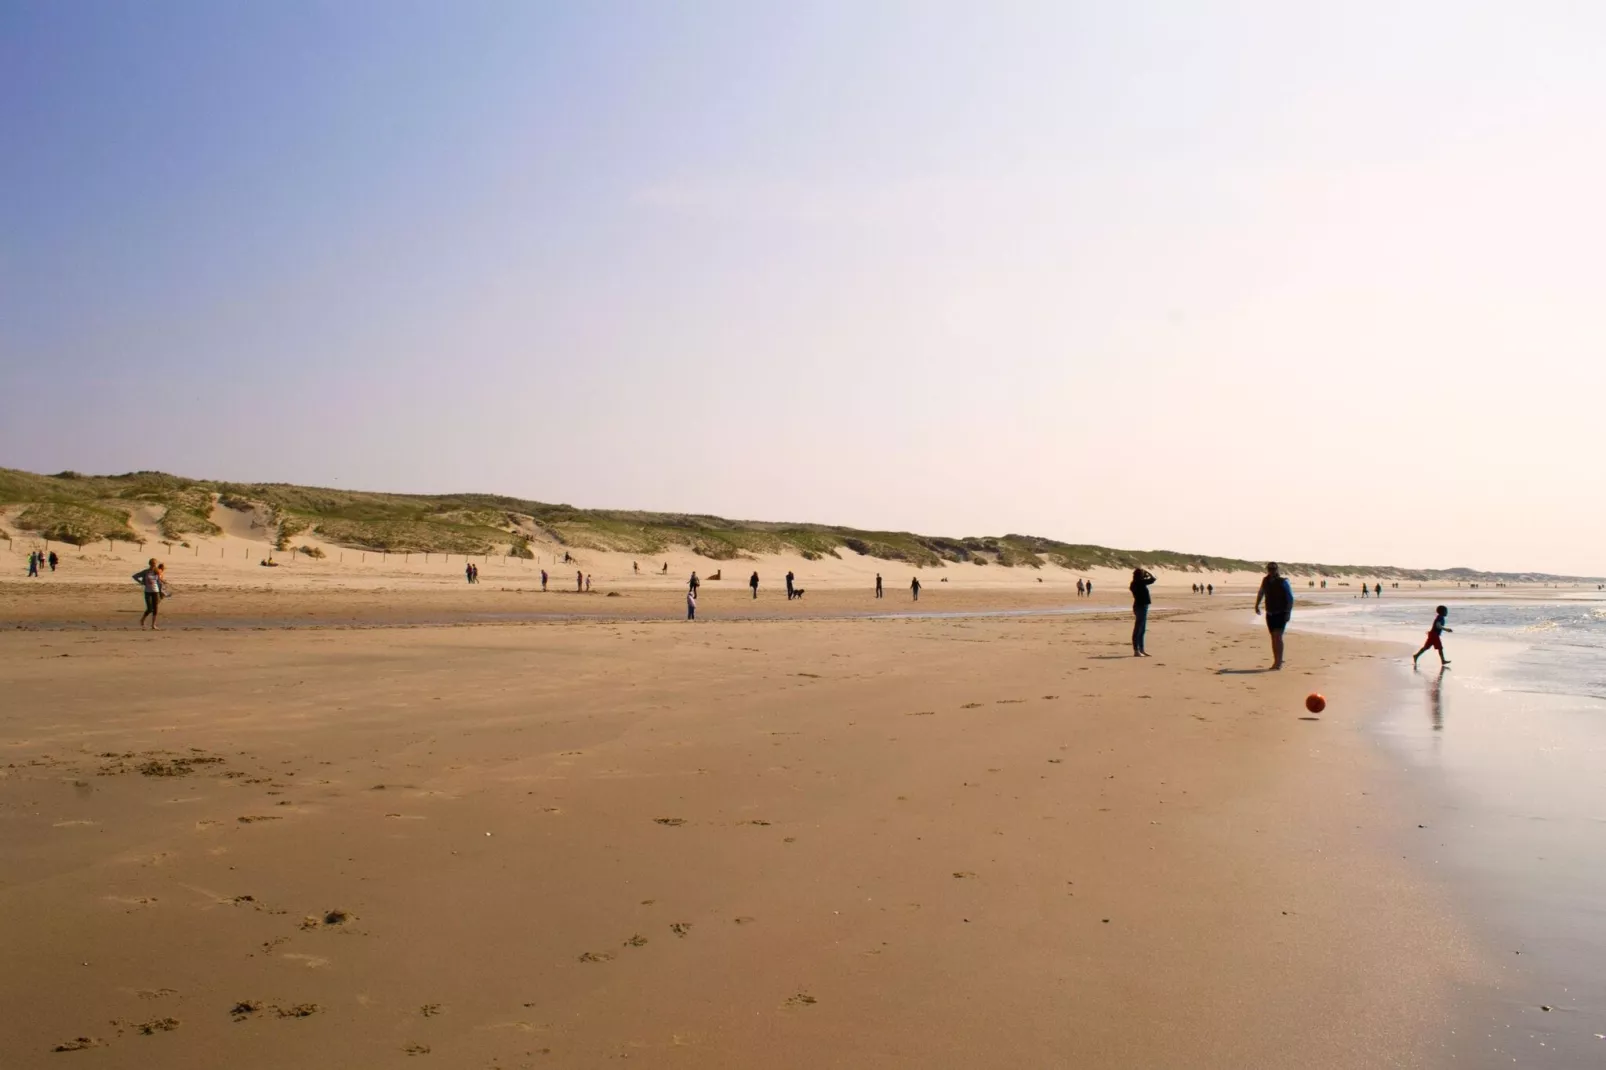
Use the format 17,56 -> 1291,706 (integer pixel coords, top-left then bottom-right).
0,598 -> 1486,1066
1297,599 -> 1606,1064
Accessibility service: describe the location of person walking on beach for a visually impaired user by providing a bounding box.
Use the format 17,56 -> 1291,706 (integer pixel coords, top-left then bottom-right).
541,569 -> 548,591
875,573 -> 883,598
1076,578 -> 1085,597
749,571 -> 759,599
785,571 -> 795,600
1412,606 -> 1453,668
576,570 -> 583,592
689,571 -> 700,599
27,551 -> 39,577
585,574 -> 592,592
1374,582 -> 1382,598
48,551 -> 58,573
910,576 -> 921,601
1207,583 -> 1214,596
1129,567 -> 1156,657
686,586 -> 697,621
1254,562 -> 1294,670
465,562 -> 474,584
1085,579 -> 1093,597
133,558 -> 166,630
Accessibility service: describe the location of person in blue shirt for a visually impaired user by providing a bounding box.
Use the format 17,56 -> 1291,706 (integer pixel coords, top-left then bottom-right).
1253,562 -> 1294,670
1413,606 -> 1452,668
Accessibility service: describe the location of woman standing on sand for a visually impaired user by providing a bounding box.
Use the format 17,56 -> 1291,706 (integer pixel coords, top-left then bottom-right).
134,558 -> 167,630
1129,568 -> 1156,657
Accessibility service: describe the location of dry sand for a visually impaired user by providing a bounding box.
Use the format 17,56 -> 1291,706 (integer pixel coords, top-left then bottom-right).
0,586 -> 1487,1068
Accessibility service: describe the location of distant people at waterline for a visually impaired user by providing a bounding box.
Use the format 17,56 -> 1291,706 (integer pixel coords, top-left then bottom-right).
1077,578 -> 1085,597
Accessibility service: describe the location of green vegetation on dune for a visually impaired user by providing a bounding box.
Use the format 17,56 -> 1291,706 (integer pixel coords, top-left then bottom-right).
0,466 -> 1593,582
13,501 -> 140,545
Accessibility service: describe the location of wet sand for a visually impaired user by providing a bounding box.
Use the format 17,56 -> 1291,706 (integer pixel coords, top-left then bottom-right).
0,598 -> 1482,1067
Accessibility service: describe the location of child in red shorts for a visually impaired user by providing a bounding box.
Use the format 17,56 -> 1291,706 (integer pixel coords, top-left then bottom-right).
1413,605 -> 1452,668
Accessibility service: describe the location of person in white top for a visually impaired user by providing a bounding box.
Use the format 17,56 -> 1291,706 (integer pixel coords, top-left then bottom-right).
133,558 -> 166,630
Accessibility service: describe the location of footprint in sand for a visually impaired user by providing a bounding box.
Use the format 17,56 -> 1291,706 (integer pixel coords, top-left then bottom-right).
578,951 -> 614,963
52,1037 -> 106,1052
136,1017 -> 180,1035
654,817 -> 686,827
733,917 -> 756,925
282,953 -> 331,969
960,702 -> 983,709
623,934 -> 649,948
420,1004 -> 443,1018
952,871 -> 977,879
670,923 -> 691,937
403,1043 -> 431,1055
783,993 -> 817,1008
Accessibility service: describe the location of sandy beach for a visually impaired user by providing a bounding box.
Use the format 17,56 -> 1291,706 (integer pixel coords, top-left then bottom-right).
0,583 -> 1487,1068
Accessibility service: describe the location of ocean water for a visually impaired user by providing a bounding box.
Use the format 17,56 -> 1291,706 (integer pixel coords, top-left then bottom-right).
1296,595 -> 1606,702
1296,595 -> 1606,1064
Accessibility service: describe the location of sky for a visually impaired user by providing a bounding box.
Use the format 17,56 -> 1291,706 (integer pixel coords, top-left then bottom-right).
2,2 -> 1603,575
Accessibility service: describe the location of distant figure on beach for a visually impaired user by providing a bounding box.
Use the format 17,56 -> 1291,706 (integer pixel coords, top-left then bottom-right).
633,561 -> 639,574
585,574 -> 592,592
1207,583 -> 1213,595
1374,582 -> 1382,598
910,576 -> 921,601
1086,580 -> 1093,597
48,551 -> 58,572
875,573 -> 884,598
465,562 -> 474,584
133,558 -> 166,630
785,571 -> 795,600
662,562 -> 668,574
1360,582 -> 1368,598
563,551 -> 571,564
749,571 -> 759,599
27,551 -> 39,577
1129,568 -> 1156,657
689,572 -> 700,598
1077,578 -> 1085,597
686,587 -> 697,621
1253,562 -> 1294,670
541,569 -> 548,591
576,570 -> 583,592
1320,579 -> 1326,589
1413,606 -> 1453,669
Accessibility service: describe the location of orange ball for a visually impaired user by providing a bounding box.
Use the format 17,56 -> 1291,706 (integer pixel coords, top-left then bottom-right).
1305,693 -> 1326,714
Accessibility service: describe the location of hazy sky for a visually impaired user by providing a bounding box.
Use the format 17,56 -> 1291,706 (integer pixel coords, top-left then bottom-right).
3,2 -> 1602,574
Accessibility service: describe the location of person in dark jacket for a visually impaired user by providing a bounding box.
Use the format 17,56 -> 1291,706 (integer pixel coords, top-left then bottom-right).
1254,562 -> 1295,670
1129,568 -> 1156,656
750,571 -> 760,599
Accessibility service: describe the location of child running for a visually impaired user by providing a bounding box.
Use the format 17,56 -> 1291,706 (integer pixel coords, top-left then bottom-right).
1413,605 -> 1453,668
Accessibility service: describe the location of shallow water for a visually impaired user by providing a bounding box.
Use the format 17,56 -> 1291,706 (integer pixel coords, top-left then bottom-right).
1298,597 -> 1606,1064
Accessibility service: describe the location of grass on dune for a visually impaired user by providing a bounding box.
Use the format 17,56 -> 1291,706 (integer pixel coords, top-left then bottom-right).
0,466 -> 1590,582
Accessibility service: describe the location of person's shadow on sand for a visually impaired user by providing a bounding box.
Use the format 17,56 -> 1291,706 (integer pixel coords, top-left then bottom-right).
1216,667 -> 1273,675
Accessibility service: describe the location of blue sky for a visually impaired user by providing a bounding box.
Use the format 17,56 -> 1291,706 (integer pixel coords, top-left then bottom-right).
3,2 -> 1603,573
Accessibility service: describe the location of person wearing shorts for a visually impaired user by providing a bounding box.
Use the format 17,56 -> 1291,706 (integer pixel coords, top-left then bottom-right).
1413,606 -> 1452,668
1253,562 -> 1294,670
